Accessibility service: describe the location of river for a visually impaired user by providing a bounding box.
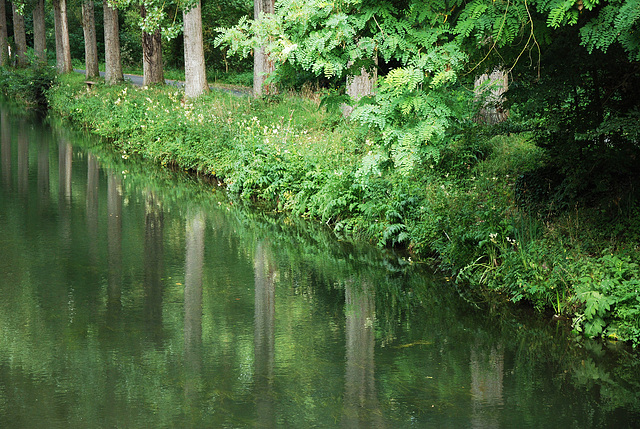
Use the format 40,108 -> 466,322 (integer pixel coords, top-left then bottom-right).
0,102 -> 639,428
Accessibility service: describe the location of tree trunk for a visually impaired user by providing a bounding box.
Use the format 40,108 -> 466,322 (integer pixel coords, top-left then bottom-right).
82,0 -> 99,78
103,1 -> 123,85
253,0 -> 275,97
183,0 -> 209,98
141,4 -> 164,86
342,62 -> 377,117
52,0 -> 73,73
33,0 -> 47,64
0,0 -> 8,66
474,68 -> 509,125
12,3 -> 27,67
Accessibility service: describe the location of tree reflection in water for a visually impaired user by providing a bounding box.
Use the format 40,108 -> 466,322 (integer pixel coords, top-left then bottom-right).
184,211 -> 205,407
254,240 -> 277,428
343,278 -> 385,428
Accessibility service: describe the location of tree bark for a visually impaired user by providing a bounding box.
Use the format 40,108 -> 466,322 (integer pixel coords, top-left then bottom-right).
33,0 -> 47,64
52,0 -> 73,73
12,3 -> 27,67
253,0 -> 275,97
342,62 -> 377,117
0,0 -> 8,66
82,0 -> 99,79
183,0 -> 209,98
141,4 -> 164,86
103,1 -> 123,85
474,68 -> 509,125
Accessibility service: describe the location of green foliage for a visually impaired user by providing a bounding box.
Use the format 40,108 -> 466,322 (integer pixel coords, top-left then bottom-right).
42,65 -> 640,348
0,61 -> 57,109
570,253 -> 640,344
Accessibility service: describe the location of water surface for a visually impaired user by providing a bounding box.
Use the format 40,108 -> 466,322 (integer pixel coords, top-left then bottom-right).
1,103 -> 639,428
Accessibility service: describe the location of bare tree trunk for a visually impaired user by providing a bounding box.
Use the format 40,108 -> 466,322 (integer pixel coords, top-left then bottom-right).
183,0 -> 209,98
82,0 -> 99,78
53,0 -> 73,73
103,1 -> 123,85
12,3 -> 27,67
33,0 -> 47,64
0,0 -> 8,66
140,4 -> 164,86
253,0 -> 275,97
474,68 -> 509,125
342,62 -> 377,117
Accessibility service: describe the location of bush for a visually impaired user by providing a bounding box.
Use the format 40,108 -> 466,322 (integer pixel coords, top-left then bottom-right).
0,62 -> 57,109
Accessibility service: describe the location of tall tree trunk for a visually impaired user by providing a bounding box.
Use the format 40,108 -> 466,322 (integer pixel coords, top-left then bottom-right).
183,0 -> 209,98
140,4 -> 164,86
103,1 -> 123,85
253,0 -> 275,97
82,0 -> 99,78
0,0 -> 8,66
342,61 -> 377,117
33,0 -> 47,64
12,3 -> 27,67
53,0 -> 73,73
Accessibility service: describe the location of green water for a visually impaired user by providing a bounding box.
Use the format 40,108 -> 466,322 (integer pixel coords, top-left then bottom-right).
0,104 -> 639,428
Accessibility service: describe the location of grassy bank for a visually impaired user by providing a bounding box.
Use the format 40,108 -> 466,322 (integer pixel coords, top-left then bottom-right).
4,69 -> 639,346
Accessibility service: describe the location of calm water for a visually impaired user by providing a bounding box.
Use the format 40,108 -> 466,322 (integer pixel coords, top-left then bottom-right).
1,103 -> 639,428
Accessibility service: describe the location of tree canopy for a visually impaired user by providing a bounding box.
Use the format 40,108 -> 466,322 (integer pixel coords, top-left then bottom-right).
216,0 -> 640,175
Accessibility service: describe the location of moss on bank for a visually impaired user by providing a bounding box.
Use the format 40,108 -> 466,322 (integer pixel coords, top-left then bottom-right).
4,70 -> 639,346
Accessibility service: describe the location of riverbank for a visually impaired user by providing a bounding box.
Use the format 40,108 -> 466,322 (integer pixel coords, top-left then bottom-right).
4,68 -> 640,346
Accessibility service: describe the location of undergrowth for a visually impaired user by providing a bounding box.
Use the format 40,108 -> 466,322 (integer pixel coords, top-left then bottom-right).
39,73 -> 640,347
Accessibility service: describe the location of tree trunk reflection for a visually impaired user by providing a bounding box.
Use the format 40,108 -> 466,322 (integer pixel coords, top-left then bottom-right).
37,136 -> 49,211
254,240 -> 276,428
144,191 -> 164,344
1,110 -> 10,189
58,141 -> 72,204
342,279 -> 384,428
58,141 -> 72,246
17,121 -> 28,195
106,172 -> 123,328
86,153 -> 99,264
184,210 -> 205,404
470,344 -> 504,429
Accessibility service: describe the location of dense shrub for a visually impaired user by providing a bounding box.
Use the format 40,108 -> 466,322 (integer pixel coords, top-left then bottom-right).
0,63 -> 57,109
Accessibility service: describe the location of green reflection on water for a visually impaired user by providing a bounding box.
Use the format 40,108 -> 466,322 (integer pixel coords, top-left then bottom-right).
0,103 -> 639,428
